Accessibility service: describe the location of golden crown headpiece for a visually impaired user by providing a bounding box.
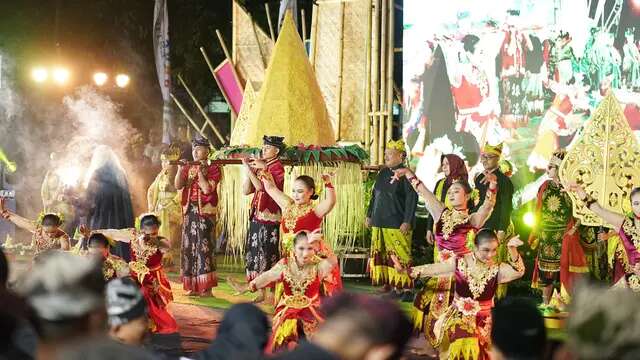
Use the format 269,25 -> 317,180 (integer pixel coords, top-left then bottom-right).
386,139 -> 406,153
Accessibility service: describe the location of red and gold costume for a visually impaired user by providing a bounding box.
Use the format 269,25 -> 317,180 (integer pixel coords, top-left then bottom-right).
413,209 -> 475,344
279,204 -> 342,296
32,226 -> 69,256
245,158 -> 285,281
613,217 -> 640,292
264,256 -> 330,352
179,163 -> 221,293
102,254 -> 128,282
129,236 -> 178,334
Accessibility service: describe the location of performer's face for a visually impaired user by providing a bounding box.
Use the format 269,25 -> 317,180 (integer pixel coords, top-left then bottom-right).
261,144 -> 279,160
546,164 -> 559,180
89,243 -> 109,257
474,239 -> 498,263
294,236 -> 316,265
480,153 -> 499,171
192,146 -> 209,161
632,193 -> 640,217
292,180 -> 313,205
384,149 -> 404,168
141,225 -> 160,238
441,158 -> 450,176
447,183 -> 469,209
42,225 -> 59,237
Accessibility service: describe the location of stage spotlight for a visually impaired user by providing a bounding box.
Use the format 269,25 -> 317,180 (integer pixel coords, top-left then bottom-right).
31,67 -> 48,83
93,72 -> 108,86
115,74 -> 130,88
52,67 -> 70,85
523,212 -> 536,228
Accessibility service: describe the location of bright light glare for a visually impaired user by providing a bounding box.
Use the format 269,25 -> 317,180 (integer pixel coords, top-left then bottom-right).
523,212 -> 536,228
57,166 -> 82,186
115,74 -> 130,88
52,67 -> 70,85
93,72 -> 108,86
32,67 -> 48,83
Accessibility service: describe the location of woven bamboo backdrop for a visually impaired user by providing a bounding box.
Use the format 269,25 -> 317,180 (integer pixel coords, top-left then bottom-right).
232,1 -> 274,89
311,0 -> 370,143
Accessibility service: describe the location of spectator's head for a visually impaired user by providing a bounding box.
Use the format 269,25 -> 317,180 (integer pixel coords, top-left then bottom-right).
0,290 -> 33,356
17,252 -> 106,345
198,303 -> 270,360
87,233 -> 110,258
491,298 -> 546,360
0,248 -> 8,289
314,292 -> 412,360
566,284 -> 640,359
105,277 -> 148,346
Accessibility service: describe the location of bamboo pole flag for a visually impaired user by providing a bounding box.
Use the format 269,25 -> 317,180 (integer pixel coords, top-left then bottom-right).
153,0 -> 173,144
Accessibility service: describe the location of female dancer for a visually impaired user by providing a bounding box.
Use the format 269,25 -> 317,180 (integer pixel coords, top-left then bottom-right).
568,184 -> 640,291
393,167 -> 496,353
229,231 -> 337,352
0,198 -> 70,255
425,154 -> 469,245
97,214 -> 178,334
261,172 -> 341,295
410,229 -> 525,360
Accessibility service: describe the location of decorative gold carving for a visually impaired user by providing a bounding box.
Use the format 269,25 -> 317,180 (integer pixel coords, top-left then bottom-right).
458,256 -> 499,299
282,203 -> 315,231
560,93 -> 640,227
440,209 -> 470,240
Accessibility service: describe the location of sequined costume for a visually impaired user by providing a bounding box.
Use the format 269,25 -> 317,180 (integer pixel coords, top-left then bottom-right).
614,217 -> 640,292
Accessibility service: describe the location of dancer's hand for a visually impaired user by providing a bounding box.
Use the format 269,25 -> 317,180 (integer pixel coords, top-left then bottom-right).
227,277 -> 250,295
566,182 -> 588,200
0,197 -> 6,213
79,224 -> 90,238
308,229 -> 323,244
391,168 -> 414,183
426,230 -> 434,245
321,173 -> 334,183
365,217 -> 371,228
481,170 -> 497,187
507,235 -> 524,248
241,157 -> 252,170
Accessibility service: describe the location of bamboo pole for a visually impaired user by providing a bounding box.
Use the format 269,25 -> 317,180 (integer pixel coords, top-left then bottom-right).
378,0 -> 387,164
170,93 -> 209,140
177,74 -> 226,144
370,0 -> 381,164
301,8 -> 307,42
385,0 -> 395,143
363,0 -> 373,153
265,3 -> 276,42
310,2 -> 320,67
335,2 -> 346,142
216,30 -> 233,64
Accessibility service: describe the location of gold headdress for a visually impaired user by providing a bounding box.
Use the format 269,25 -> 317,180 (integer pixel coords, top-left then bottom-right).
386,139 -> 406,153
482,143 -> 503,158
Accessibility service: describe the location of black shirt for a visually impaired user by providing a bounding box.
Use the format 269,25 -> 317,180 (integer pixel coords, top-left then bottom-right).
473,168 -> 513,232
367,165 -> 418,229
271,341 -> 340,360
